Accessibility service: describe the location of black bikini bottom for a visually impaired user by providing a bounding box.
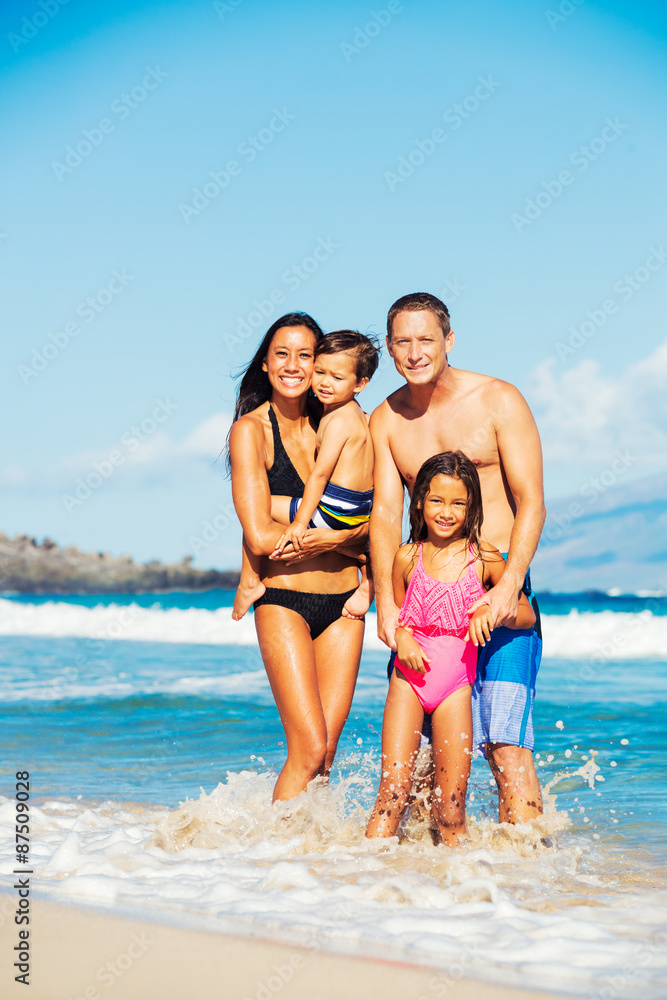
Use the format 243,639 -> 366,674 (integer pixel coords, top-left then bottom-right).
253,588 -> 360,640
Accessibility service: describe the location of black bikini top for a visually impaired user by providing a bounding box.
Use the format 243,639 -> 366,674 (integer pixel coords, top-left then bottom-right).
266,406 -> 305,498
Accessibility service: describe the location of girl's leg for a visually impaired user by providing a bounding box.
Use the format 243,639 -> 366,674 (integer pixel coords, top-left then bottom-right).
366,671 -> 424,838
311,615 -> 365,773
255,604 -> 328,802
232,498 -> 291,621
430,685 -> 473,846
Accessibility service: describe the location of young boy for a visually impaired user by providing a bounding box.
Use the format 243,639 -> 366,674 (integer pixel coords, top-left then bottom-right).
232,330 -> 379,622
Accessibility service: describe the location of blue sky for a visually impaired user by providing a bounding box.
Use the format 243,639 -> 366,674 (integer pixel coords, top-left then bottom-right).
1,0 -> 666,570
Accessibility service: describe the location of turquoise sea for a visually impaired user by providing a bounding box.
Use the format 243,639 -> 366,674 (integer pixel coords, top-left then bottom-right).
1,589 -> 666,997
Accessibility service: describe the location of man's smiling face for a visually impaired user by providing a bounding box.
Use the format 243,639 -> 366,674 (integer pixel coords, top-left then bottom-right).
387,309 -> 455,386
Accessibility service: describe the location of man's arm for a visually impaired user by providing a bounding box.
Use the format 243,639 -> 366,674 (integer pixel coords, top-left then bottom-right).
369,404 -> 405,650
471,383 -> 546,625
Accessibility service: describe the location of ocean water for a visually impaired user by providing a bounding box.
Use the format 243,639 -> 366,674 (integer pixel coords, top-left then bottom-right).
1,590 -> 666,998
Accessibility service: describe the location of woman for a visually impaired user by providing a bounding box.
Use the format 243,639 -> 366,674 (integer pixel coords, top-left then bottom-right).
228,313 -> 367,802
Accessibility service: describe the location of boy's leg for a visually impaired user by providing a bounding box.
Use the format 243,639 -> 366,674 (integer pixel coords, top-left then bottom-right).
232,537 -> 266,620
342,559 -> 374,619
232,498 -> 293,621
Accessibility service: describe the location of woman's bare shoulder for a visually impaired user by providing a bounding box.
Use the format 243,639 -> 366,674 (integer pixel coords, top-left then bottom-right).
229,403 -> 270,450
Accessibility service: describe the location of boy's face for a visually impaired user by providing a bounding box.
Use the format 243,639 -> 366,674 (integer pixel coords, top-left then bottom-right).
312,351 -> 368,407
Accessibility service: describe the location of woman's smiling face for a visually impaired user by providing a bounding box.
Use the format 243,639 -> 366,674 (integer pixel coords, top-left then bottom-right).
262,326 -> 317,398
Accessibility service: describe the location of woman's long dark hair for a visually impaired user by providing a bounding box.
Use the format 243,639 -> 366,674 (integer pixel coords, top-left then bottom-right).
408,451 -> 483,551
225,312 -> 324,470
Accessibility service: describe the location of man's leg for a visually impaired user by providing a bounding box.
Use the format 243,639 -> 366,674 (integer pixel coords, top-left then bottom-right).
486,742 -> 542,823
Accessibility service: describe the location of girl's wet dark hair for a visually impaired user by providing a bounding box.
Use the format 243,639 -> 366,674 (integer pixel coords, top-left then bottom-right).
408,451 -> 483,551
225,312 -> 324,470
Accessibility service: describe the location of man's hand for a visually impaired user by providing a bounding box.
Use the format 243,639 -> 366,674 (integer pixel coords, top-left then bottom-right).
377,602 -> 400,651
469,578 -> 520,627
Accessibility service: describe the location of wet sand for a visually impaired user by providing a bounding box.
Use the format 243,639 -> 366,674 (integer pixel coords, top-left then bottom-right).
0,893 -> 573,1000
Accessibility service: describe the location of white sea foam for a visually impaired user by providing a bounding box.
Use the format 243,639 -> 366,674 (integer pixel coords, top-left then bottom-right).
1,770 -> 666,998
1,599 -> 667,659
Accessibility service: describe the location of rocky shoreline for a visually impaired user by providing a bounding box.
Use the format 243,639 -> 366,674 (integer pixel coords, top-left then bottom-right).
0,533 -> 239,594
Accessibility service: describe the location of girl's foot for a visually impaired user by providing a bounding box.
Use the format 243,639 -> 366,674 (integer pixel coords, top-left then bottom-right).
342,579 -> 373,619
232,580 -> 265,620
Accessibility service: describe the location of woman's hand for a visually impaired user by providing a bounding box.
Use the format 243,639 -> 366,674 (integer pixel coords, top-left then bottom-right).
269,526 -> 364,564
396,627 -> 430,674
468,603 -> 494,647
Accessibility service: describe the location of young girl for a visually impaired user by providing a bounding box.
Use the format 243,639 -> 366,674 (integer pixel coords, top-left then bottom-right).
366,451 -> 536,846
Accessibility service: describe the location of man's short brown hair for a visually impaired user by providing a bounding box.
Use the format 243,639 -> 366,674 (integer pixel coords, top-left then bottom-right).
387,292 -> 451,340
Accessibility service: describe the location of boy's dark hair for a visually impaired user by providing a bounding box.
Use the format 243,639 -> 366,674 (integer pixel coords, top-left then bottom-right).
408,451 -> 483,551
315,330 -> 381,382
387,292 -> 451,340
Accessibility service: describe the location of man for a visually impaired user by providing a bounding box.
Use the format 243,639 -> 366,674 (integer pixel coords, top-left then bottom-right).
370,292 -> 546,823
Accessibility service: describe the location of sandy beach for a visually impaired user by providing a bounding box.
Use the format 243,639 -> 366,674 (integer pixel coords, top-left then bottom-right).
0,894 -> 573,1000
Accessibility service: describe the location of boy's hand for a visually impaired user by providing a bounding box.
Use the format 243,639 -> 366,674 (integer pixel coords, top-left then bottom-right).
468,604 -> 494,647
396,627 -> 430,674
275,522 -> 307,554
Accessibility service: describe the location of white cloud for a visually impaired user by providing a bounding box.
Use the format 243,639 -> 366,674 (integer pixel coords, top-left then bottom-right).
0,412 -> 232,492
529,336 -> 667,476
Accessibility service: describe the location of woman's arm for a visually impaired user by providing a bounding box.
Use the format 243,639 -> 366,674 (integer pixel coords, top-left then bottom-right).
269,522 -> 368,564
230,417 -> 285,556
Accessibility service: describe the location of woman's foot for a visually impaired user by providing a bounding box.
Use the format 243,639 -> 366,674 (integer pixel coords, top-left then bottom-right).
232,580 -> 265,620
342,579 -> 373,619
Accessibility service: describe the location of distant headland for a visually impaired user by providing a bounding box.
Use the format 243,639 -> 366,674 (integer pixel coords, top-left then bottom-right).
0,533 -> 240,594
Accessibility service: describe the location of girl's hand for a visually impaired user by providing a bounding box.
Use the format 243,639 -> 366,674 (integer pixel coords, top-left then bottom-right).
396,627 -> 430,674
274,522 -> 307,555
468,604 -> 494,647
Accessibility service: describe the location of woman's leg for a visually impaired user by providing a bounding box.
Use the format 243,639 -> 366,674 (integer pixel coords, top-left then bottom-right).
311,615 -> 365,773
366,670 -> 423,838
255,604 -> 328,802
430,685 -> 473,846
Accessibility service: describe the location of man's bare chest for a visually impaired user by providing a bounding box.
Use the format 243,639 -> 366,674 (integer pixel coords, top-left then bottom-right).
389,411 -> 498,488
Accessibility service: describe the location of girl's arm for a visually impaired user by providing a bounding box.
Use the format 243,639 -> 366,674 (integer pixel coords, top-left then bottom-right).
274,416 -> 348,554
469,547 -> 536,646
393,546 -> 430,673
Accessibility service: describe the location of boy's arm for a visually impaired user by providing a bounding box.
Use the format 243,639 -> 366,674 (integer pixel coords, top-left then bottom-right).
274,415 -> 348,554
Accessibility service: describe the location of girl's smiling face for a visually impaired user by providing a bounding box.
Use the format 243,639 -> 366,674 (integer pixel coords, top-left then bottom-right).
262,326 -> 317,398
422,474 -> 469,540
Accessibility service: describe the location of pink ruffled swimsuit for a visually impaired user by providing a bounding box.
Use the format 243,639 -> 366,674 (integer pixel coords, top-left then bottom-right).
396,543 -> 485,713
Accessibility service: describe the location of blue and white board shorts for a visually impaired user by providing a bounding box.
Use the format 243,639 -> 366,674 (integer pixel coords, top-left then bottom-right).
471,566 -> 542,758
